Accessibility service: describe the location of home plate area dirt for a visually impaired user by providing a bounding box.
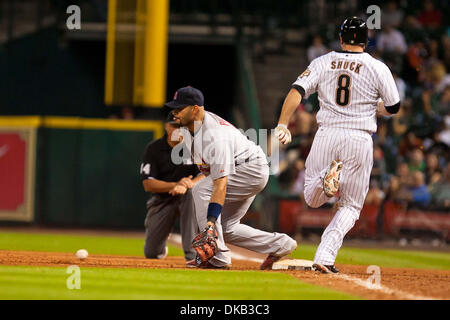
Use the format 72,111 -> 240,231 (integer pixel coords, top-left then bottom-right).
0,250 -> 448,300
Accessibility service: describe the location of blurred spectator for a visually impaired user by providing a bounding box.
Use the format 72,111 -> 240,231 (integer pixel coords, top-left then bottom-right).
307,35 -> 328,62
307,0 -> 327,25
290,159 -> 306,195
426,39 -> 441,66
289,104 -> 314,137
388,175 -> 409,204
429,163 -> 450,209
391,106 -> 409,137
435,115 -> 450,147
403,15 -> 423,30
432,63 -> 450,94
409,171 -> 431,207
377,24 -> 408,55
121,106 -> 135,120
417,0 -> 442,29
408,148 -> 426,172
437,85 -> 450,116
406,40 -> 428,82
366,29 -> 378,53
422,85 -> 450,119
421,63 -> 450,121
373,119 -> 388,145
381,1 -> 404,29
394,73 -> 406,102
377,24 -> 408,74
371,145 -> 386,184
443,35 -> 450,68
398,130 -> 423,157
277,148 -> 300,189
396,162 -> 411,187
365,179 -> 384,206
393,171 -> 431,207
425,153 -> 442,184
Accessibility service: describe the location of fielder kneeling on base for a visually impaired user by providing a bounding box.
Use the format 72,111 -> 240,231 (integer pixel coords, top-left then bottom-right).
165,86 -> 297,269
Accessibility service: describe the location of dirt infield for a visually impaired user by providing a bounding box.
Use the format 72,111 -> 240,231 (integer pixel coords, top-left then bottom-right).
291,265 -> 450,300
1,250 -> 448,300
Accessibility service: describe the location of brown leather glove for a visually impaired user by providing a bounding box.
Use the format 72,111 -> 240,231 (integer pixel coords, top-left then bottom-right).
192,223 -> 218,262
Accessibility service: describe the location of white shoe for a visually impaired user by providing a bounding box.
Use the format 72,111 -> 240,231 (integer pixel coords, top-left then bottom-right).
157,246 -> 168,259
323,160 -> 343,197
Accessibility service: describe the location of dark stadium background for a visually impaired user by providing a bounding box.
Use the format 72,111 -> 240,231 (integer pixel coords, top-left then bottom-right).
0,0 -> 448,246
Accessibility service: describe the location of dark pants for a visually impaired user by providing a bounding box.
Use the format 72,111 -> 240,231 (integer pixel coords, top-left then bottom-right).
144,189 -> 197,261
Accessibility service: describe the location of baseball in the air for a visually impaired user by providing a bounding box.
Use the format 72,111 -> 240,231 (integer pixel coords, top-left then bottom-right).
76,249 -> 88,260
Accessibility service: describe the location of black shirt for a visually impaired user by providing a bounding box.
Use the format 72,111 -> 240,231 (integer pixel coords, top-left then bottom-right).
140,135 -> 200,198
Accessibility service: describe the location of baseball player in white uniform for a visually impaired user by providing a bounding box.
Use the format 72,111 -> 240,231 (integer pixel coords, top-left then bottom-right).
165,86 -> 297,269
275,17 -> 400,273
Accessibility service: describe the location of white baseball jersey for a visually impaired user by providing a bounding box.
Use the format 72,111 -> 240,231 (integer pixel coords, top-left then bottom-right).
181,111 -> 267,180
293,51 -> 400,133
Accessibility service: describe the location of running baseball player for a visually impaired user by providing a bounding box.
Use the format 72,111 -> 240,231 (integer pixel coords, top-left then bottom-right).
275,17 -> 400,273
165,86 -> 297,269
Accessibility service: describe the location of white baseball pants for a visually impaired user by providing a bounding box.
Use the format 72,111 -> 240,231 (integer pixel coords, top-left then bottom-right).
192,161 -> 297,267
304,127 -> 373,265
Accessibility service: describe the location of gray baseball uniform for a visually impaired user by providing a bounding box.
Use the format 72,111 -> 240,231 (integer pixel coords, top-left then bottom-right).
183,111 -> 297,267
144,191 -> 197,261
292,51 -> 400,265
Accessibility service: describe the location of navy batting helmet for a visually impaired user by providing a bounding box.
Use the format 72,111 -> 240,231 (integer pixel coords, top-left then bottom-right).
339,17 -> 368,47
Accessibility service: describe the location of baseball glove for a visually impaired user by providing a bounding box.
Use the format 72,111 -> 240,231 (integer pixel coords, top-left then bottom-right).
192,223 -> 218,262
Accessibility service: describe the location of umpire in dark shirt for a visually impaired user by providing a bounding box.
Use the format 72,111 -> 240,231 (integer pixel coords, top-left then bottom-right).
140,111 -> 204,261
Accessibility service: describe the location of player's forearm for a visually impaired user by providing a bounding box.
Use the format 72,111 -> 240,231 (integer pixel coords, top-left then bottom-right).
278,88 -> 302,126
210,176 -> 227,206
142,179 -> 177,193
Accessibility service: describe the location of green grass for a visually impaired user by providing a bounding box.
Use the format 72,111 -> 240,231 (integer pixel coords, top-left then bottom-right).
0,265 -> 356,300
0,231 -> 184,257
291,244 -> 450,270
1,231 -> 449,270
2,230 -> 449,300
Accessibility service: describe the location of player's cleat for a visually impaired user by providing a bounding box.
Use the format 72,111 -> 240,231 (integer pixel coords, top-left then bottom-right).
156,246 -> 168,259
323,160 -> 343,197
186,255 -> 230,269
312,263 -> 340,274
260,254 -> 282,270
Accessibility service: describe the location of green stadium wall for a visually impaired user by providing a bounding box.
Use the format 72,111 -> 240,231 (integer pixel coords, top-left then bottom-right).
0,116 -> 163,229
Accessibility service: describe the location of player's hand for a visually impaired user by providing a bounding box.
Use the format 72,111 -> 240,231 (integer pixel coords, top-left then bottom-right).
178,175 -> 194,189
274,124 -> 292,144
169,184 -> 187,196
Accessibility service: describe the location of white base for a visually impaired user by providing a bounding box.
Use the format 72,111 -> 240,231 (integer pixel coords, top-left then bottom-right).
272,259 -> 313,270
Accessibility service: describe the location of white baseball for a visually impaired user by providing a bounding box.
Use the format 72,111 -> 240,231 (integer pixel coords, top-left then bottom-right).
76,249 -> 88,260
